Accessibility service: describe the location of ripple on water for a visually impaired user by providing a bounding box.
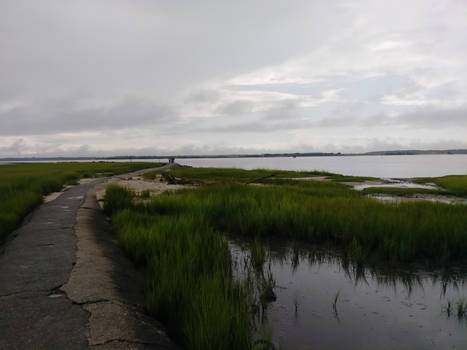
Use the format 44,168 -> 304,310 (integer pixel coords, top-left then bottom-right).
230,240 -> 467,350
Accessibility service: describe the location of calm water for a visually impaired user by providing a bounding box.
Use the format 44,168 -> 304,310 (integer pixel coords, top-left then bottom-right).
231,241 -> 467,350
2,154 -> 466,178
179,155 -> 467,178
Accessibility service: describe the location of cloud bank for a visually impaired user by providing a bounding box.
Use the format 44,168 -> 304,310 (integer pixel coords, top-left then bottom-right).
0,0 -> 466,156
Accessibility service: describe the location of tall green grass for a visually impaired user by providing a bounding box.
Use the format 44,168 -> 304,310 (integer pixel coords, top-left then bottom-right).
106,186 -> 253,350
414,175 -> 467,197
140,184 -> 467,264
0,162 -> 161,241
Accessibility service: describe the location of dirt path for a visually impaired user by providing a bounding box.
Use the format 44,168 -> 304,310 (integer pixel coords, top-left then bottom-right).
0,166 -> 178,350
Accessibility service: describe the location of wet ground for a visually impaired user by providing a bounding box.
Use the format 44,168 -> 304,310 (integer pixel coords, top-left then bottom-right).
230,241 -> 467,350
353,179 -> 438,191
352,179 -> 467,205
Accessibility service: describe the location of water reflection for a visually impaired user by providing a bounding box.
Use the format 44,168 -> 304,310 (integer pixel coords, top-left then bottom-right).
230,238 -> 467,350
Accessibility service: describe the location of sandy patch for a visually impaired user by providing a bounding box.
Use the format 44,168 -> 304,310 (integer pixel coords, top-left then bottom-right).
79,178 -> 98,185
343,180 -> 384,187
94,174 -> 192,208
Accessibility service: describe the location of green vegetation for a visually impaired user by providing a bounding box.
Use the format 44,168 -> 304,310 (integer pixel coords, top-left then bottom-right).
140,189 -> 151,199
143,167 -> 328,182
361,187 -> 445,196
105,167 -> 467,349
414,175 -> 467,197
105,186 -> 253,350
251,238 -> 266,270
0,162 -> 161,241
142,167 -> 377,183
137,184 -> 467,264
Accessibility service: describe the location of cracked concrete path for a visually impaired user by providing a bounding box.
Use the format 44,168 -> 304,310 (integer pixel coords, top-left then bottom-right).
62,184 -> 177,350
0,181 -> 98,349
0,172 -> 178,350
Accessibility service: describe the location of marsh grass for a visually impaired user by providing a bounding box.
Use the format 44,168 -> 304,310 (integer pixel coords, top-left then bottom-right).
104,185 -> 135,215
140,183 -> 467,264
251,238 -> 266,270
0,162 -> 159,241
106,168 -> 467,348
414,175 -> 467,197
143,167 -> 377,184
258,270 -> 276,307
110,208 -> 253,349
445,298 -> 467,321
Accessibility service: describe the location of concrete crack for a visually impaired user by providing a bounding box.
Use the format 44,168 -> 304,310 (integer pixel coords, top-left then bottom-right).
73,298 -> 111,306
92,338 -> 174,349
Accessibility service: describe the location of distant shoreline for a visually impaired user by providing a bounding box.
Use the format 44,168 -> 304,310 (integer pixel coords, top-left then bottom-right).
1,149 -> 467,162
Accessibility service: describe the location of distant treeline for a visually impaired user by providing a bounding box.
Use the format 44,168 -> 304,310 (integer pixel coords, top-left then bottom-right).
363,149 -> 467,155
1,149 -> 467,162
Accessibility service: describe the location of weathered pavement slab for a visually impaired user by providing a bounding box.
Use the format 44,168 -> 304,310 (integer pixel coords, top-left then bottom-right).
0,182 -> 97,349
63,185 -> 177,349
0,176 -> 178,350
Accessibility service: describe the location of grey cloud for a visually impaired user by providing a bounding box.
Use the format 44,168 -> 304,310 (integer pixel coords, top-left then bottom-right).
5,138 -> 466,158
0,97 -> 175,136
305,107 -> 467,129
394,107 -> 467,128
0,0 -> 344,101
261,100 -> 301,121
185,89 -> 222,104
1,0 -> 466,155
190,106 -> 467,134
0,139 -> 27,156
216,100 -> 255,116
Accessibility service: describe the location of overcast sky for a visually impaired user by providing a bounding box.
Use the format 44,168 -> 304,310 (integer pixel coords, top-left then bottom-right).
1,0 -> 466,157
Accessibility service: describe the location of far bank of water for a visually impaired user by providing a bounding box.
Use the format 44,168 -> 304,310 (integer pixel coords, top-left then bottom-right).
230,240 -> 467,350
2,154 -> 466,178
179,154 -> 467,178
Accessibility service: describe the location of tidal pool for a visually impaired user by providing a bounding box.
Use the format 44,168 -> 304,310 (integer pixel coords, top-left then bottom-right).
353,181 -> 439,191
230,241 -> 467,350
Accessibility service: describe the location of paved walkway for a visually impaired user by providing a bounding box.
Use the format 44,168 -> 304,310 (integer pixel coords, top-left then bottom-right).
0,174 -> 178,349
